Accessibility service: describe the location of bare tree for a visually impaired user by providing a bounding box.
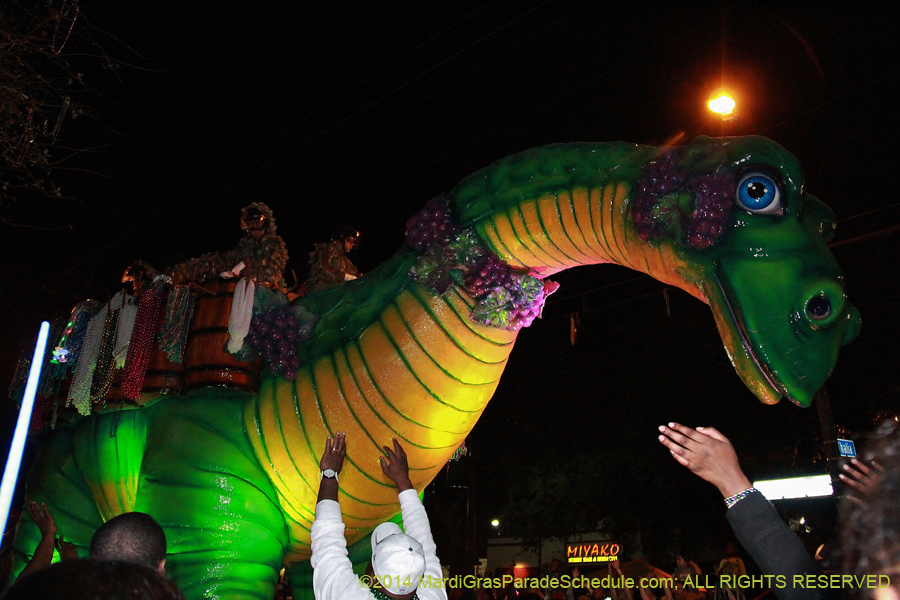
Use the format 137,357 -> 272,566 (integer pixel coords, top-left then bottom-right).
1,0 -> 128,224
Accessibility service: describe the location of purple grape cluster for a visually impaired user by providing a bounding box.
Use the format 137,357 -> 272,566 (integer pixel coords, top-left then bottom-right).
507,280 -> 558,330
633,148 -> 689,242
464,256 -> 513,298
686,171 -> 734,249
505,304 -> 543,331
471,278 -> 559,331
632,147 -> 735,250
406,196 -> 458,251
247,307 -> 301,381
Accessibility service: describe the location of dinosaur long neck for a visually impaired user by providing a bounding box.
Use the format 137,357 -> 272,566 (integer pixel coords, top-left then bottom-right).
450,142 -> 707,302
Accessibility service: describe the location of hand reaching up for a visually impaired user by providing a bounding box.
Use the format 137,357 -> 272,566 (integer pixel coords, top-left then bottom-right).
839,458 -> 884,503
658,423 -> 752,498
379,438 -> 413,492
27,502 -> 57,540
319,432 -> 346,474
55,537 -> 78,560
316,432 -> 346,503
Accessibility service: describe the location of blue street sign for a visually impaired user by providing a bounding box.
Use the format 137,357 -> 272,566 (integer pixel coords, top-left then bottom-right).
837,438 -> 857,458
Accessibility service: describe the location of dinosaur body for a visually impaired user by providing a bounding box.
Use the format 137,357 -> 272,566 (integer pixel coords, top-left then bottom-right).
13,137 -> 859,599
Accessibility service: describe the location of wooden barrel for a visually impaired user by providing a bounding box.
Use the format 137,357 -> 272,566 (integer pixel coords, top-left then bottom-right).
183,280 -> 258,392
142,288 -> 184,395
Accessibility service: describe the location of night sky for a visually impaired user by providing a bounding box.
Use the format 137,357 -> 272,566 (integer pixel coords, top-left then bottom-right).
2,0 -> 899,571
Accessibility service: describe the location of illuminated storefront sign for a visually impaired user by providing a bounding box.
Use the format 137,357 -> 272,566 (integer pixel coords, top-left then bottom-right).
566,541 -> 621,564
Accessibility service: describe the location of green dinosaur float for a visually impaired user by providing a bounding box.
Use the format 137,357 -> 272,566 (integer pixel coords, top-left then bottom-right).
13,136 -> 860,599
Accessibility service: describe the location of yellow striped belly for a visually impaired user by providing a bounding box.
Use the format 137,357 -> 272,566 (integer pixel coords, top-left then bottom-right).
245,283 -> 517,561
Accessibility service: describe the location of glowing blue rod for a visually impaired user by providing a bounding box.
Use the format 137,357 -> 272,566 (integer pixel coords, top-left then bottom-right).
0,321 -> 51,537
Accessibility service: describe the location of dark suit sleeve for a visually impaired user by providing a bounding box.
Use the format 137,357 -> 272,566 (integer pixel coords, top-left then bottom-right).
726,491 -> 828,600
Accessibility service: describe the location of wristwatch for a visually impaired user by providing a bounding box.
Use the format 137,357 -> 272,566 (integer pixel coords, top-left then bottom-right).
321,468 -> 339,482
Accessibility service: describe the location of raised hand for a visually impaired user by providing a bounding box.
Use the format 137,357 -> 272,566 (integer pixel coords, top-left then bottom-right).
27,501 -> 57,540
20,501 -> 61,576
379,438 -> 413,492
317,432 -> 346,503
658,423 -> 752,498
839,458 -> 884,503
55,537 -> 78,561
610,559 -> 623,574
319,432 -> 346,474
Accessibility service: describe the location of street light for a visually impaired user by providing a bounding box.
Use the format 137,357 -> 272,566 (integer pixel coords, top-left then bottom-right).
708,91 -> 737,121
491,519 -> 500,528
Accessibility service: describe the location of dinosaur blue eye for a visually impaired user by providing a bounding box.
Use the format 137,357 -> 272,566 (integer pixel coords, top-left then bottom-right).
736,173 -> 782,215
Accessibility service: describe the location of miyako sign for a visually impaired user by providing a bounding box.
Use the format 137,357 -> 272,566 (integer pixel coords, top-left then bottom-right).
565,541 -> 621,564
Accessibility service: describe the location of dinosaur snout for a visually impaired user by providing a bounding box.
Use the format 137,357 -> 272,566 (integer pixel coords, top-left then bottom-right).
798,279 -> 846,331
796,278 -> 859,346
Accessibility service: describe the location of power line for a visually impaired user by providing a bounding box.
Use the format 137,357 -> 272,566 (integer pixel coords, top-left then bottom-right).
836,201 -> 900,223
829,224 -> 900,249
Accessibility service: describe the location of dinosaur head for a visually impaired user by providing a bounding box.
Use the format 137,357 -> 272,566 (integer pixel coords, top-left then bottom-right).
633,136 -> 860,406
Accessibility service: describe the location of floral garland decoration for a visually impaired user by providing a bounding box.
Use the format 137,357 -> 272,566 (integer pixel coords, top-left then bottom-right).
406,196 -> 558,331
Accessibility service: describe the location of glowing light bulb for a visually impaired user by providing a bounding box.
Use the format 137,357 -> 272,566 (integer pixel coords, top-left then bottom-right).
708,94 -> 736,114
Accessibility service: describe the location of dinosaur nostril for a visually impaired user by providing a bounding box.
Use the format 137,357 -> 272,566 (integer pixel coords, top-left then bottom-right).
806,295 -> 832,321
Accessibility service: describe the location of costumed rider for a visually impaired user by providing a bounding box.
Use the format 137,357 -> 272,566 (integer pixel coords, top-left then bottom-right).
222,203 -> 290,353
122,260 -> 158,297
311,432 -> 448,600
306,225 -> 361,293
168,202 -> 288,291
221,202 -> 289,290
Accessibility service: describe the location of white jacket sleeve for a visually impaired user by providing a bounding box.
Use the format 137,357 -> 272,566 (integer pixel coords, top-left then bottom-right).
398,489 -> 448,600
310,499 -> 371,600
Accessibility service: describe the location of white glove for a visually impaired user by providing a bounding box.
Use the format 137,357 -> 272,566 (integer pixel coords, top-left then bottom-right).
220,261 -> 246,279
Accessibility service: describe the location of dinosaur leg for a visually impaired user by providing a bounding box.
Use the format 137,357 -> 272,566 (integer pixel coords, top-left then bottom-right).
11,425 -> 103,579
136,396 -> 288,600
73,408 -> 149,522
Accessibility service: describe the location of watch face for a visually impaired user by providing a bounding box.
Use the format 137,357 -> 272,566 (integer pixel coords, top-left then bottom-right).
322,469 -> 337,478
